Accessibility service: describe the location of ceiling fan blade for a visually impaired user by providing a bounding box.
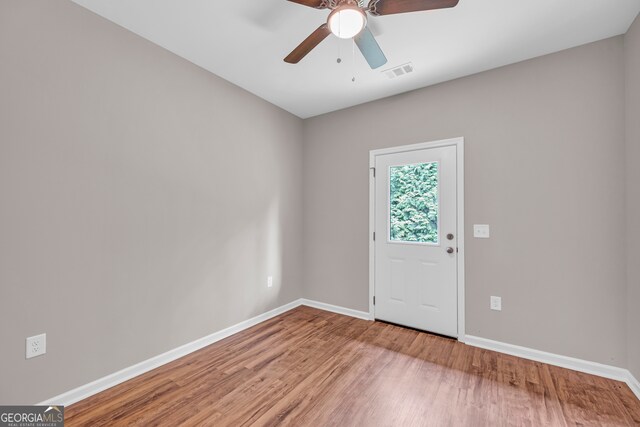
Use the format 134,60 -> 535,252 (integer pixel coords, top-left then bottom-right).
354,26 -> 387,69
368,0 -> 459,16
287,0 -> 328,9
284,24 -> 332,64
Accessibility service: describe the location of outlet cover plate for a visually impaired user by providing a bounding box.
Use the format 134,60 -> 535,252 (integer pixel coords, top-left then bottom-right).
26,333 -> 46,359
490,296 -> 502,311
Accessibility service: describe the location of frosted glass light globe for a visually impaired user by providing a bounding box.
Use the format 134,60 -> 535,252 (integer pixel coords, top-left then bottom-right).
328,7 -> 366,39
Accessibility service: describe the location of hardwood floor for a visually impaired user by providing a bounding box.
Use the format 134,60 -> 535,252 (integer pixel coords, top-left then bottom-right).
65,306 -> 640,426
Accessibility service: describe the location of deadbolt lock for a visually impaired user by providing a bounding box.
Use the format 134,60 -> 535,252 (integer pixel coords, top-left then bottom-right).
446,233 -> 454,240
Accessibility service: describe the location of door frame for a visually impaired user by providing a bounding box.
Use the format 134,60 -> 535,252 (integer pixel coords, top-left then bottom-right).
369,137 -> 466,342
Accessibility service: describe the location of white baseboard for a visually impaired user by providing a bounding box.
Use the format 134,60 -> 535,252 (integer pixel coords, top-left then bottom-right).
465,335 -> 640,401
38,298 -> 371,407
628,372 -> 640,400
300,298 -> 372,320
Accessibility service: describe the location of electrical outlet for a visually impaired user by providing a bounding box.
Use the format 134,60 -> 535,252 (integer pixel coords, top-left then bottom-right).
26,333 -> 46,359
267,276 -> 273,288
490,296 -> 502,311
474,224 -> 490,238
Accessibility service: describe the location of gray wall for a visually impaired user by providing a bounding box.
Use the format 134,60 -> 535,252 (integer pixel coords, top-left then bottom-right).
303,37 -> 628,368
0,0 -> 303,404
626,14 -> 640,380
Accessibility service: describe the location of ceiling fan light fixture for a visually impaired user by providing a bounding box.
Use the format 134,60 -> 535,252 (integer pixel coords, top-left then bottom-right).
328,6 -> 366,39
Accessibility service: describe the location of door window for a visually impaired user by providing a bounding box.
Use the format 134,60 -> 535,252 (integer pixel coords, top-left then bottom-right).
389,162 -> 439,244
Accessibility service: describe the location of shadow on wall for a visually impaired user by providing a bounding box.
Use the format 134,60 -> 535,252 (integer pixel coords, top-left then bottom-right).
99,160 -> 288,351
173,197 -> 285,326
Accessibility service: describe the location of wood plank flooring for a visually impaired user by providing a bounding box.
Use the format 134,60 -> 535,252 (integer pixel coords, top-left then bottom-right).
65,306 -> 640,426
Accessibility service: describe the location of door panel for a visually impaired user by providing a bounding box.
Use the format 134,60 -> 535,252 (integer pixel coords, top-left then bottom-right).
419,260 -> 442,310
374,146 -> 457,337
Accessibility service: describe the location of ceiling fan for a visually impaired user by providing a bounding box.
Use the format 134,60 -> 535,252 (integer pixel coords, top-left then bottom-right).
284,0 -> 459,69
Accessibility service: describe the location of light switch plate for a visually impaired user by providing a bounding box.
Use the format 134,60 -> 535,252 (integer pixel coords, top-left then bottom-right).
490,296 -> 502,311
474,224 -> 490,238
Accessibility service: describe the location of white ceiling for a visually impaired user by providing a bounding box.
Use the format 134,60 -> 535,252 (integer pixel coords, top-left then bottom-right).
71,0 -> 640,118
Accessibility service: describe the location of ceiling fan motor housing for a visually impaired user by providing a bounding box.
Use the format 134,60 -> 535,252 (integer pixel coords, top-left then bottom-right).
320,0 -> 362,9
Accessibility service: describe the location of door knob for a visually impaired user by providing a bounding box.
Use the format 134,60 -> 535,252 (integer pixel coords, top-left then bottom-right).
446,247 -> 454,254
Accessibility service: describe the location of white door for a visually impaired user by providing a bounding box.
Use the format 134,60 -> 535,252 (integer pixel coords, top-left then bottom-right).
374,145 -> 458,337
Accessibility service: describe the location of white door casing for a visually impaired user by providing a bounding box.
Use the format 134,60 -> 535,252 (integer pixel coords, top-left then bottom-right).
369,138 -> 465,339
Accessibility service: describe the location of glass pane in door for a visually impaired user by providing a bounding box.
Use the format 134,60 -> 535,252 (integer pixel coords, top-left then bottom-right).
389,162 -> 439,244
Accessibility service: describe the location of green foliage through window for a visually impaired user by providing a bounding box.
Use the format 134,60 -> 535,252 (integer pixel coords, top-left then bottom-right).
389,162 -> 439,243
